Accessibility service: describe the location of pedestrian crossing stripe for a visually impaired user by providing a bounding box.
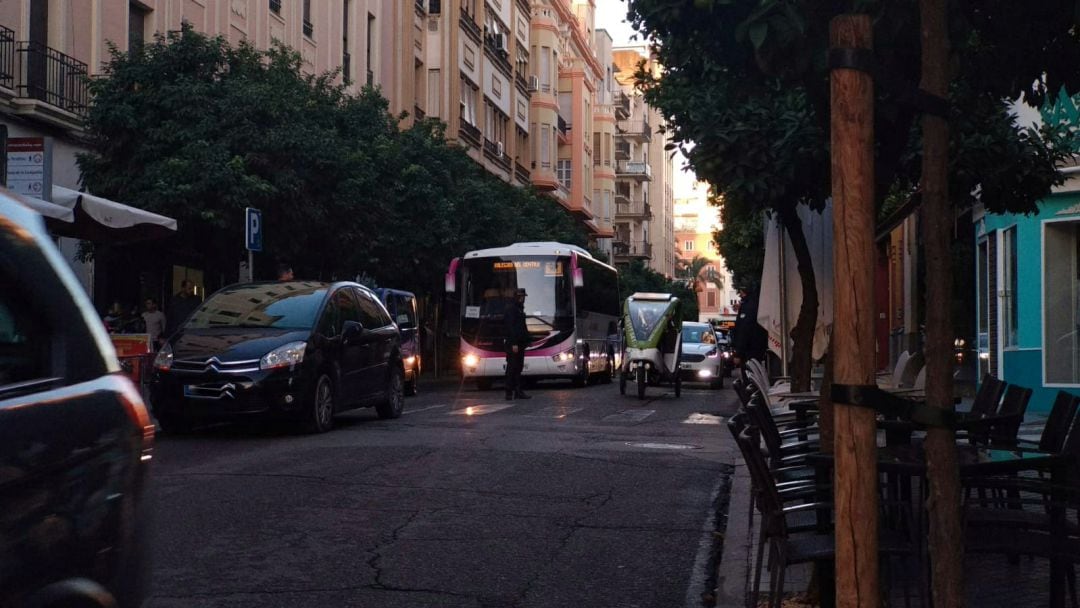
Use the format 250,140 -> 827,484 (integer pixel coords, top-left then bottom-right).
525,406 -> 583,419
602,409 -> 655,423
447,403 -> 515,416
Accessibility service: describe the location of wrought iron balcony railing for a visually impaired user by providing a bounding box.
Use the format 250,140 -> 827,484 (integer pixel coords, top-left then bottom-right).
0,25 -> 14,90
16,40 -> 89,117
616,160 -> 652,179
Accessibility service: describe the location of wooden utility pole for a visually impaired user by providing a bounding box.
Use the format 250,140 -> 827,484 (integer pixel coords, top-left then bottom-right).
829,15 -> 879,608
918,0 -> 965,605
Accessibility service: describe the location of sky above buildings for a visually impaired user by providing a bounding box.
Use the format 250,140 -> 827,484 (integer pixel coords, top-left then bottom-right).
594,0 -> 699,198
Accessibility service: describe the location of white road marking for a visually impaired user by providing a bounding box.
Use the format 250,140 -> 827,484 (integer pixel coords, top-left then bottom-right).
602,409 -> 655,423
401,404 -> 450,415
447,403 -> 515,416
682,413 -> 724,425
525,406 -> 583,419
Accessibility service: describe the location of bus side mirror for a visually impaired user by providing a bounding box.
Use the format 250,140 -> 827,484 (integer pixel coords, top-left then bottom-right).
445,257 -> 460,293
573,268 -> 584,288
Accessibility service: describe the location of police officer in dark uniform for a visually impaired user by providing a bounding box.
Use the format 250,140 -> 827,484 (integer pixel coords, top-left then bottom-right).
504,288 -> 532,400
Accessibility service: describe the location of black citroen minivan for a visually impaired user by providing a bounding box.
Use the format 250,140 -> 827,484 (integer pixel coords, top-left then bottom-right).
150,281 -> 404,433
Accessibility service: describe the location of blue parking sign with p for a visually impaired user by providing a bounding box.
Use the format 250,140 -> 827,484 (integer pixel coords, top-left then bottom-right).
245,208 -> 263,252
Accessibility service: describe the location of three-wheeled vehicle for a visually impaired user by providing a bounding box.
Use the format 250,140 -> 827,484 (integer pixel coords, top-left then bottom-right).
619,292 -> 683,400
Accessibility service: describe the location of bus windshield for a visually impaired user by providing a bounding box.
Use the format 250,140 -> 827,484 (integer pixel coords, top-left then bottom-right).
460,256 -> 573,347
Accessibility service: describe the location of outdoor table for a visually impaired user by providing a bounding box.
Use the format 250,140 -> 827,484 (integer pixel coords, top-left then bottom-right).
807,444 -> 1071,608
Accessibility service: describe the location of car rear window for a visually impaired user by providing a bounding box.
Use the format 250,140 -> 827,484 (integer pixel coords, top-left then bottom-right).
0,293 -> 48,387
185,282 -> 327,330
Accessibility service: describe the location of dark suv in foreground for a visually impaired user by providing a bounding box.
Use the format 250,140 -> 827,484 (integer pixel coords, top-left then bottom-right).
0,191 -> 155,607
150,281 -> 405,433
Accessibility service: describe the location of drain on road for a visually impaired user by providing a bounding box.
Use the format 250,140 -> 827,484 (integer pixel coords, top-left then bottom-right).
626,441 -> 701,450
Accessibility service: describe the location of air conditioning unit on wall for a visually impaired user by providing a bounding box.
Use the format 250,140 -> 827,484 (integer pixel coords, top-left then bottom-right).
496,141 -> 505,157
528,75 -> 539,91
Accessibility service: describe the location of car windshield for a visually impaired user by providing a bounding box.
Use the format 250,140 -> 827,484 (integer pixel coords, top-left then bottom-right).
682,326 -> 716,344
184,282 -> 327,330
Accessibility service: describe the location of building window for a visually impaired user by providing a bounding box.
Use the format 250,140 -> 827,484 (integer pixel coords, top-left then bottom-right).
557,159 -> 571,187
427,69 -> 441,117
540,124 -> 550,168
366,13 -> 376,85
129,2 -> 149,55
1043,221 -> 1080,384
460,75 -> 478,125
1002,227 -> 1018,348
342,1 -> 351,81
303,0 -> 314,37
707,291 -> 716,308
684,240 -> 694,251
484,102 -> 508,146
269,0 -> 281,14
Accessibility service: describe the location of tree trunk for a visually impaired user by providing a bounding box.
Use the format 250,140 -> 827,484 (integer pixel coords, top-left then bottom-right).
782,210 -> 820,393
919,0 -> 965,605
830,15 -> 879,608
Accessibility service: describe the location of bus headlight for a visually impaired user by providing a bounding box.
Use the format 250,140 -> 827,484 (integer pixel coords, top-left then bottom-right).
463,354 -> 480,368
552,349 -> 575,362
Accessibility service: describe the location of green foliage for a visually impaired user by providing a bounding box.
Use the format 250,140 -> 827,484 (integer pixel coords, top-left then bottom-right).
626,0 -> 1080,280
619,260 -> 699,321
78,24 -> 586,298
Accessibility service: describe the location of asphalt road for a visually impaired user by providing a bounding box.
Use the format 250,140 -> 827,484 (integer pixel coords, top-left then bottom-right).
146,375 -> 740,608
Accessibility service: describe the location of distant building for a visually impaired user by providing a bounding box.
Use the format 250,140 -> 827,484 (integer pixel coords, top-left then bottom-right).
674,182 -> 736,324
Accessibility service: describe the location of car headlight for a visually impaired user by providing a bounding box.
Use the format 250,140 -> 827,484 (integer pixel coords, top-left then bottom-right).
721,351 -> 731,359
153,343 -> 173,371
463,354 -> 480,368
404,355 -> 417,366
260,341 -> 307,370
706,348 -> 718,358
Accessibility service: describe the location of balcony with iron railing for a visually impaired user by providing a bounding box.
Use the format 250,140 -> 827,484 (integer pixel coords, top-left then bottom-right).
459,117 -> 481,147
0,25 -> 14,90
15,40 -> 89,118
483,138 -> 511,171
612,239 -> 652,259
615,141 -> 631,160
616,160 -> 652,181
615,199 -> 652,219
614,188 -> 630,205
515,161 -> 530,185
613,90 -> 631,119
459,9 -> 482,43
616,118 -> 651,142
483,30 -> 512,78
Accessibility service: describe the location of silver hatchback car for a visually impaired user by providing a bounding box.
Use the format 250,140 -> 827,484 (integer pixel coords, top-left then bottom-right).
678,322 -> 724,389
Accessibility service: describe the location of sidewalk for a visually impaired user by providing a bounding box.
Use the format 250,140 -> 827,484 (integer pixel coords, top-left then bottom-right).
714,415 -> 1056,608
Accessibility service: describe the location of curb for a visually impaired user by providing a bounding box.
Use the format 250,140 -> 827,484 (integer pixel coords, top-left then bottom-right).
715,461 -> 753,607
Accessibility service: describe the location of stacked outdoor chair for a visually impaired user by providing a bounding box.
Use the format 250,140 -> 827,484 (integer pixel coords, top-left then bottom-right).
960,397 -> 1080,607
728,412 -> 923,608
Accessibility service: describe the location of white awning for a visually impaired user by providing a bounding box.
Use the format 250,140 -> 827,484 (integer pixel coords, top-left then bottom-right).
51,185 -> 177,234
2,187 -> 74,223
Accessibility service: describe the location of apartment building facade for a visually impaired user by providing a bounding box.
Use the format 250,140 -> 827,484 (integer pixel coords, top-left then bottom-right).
611,46 -> 675,277
674,182 -> 737,324
0,0 -> 417,300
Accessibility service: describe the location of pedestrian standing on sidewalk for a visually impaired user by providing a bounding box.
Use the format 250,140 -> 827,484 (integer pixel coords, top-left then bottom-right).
166,280 -> 200,335
731,288 -> 767,377
503,287 -> 531,401
276,262 -> 294,281
141,298 -> 167,350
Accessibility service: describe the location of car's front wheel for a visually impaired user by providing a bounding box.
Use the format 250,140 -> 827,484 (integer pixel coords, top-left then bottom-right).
306,373 -> 335,433
376,364 -> 405,420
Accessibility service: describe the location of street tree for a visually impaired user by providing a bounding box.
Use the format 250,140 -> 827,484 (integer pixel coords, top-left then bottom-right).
625,0 -> 1080,395
625,1 -> 1080,605
79,24 -> 586,300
